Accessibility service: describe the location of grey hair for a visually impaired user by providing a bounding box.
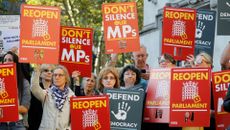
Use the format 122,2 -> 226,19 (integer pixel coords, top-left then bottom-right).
53,65 -> 70,87
81,73 -> 96,89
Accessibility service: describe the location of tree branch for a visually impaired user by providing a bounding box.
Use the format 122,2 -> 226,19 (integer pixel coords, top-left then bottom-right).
62,0 -> 76,26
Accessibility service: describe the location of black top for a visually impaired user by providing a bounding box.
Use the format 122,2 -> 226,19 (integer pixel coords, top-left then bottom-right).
28,82 -> 45,130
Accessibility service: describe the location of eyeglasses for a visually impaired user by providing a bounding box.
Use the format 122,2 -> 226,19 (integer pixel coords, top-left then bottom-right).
53,73 -> 64,77
43,69 -> 53,73
102,76 -> 115,80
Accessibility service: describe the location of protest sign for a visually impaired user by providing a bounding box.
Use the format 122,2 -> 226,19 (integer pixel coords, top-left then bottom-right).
105,88 -> 144,130
0,64 -> 19,122
19,4 -> 60,64
195,10 -> 216,58
212,70 -> 230,130
71,96 -> 111,130
144,68 -> 171,123
0,15 -> 20,53
102,2 -> 140,54
170,68 -> 211,127
162,7 -> 196,60
60,26 -> 93,77
217,0 -> 230,35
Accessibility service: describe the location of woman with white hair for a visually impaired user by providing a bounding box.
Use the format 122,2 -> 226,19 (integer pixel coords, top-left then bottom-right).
31,65 -> 75,130
72,71 -> 99,96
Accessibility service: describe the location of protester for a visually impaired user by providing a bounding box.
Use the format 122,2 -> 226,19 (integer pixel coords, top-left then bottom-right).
220,42 -> 230,70
107,44 -> 150,80
31,65 -> 74,130
106,45 -> 149,91
72,71 -> 99,96
20,63 -> 32,83
0,51 -> 31,130
222,43 -> 230,129
97,67 -> 119,93
0,49 -> 4,63
28,64 -> 55,130
80,74 -> 99,96
119,64 -> 145,91
186,52 -> 213,68
158,53 -> 177,68
159,54 -> 180,130
142,53 -> 180,130
0,31 -> 4,63
185,52 -> 215,130
223,87 -> 230,130
132,44 -> 150,80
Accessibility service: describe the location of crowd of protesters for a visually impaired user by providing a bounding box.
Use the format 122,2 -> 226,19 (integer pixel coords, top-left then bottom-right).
0,42 -> 229,130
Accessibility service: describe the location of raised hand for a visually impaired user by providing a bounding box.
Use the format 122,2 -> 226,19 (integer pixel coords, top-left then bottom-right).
111,102 -> 130,120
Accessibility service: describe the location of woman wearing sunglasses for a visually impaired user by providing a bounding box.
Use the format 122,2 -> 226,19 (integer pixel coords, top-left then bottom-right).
28,64 -> 55,130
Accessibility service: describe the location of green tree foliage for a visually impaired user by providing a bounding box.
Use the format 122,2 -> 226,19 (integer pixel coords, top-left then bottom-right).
0,0 -> 25,14
1,0 -> 143,73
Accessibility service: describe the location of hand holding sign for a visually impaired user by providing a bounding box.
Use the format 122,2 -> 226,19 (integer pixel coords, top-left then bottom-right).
72,70 -> 81,86
196,21 -> 205,39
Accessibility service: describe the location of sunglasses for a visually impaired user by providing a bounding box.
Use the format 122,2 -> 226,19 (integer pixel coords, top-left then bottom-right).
43,69 -> 53,73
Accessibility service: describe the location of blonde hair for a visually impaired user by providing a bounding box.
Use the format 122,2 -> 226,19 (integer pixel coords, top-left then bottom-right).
197,52 -> 213,64
97,67 -> 119,92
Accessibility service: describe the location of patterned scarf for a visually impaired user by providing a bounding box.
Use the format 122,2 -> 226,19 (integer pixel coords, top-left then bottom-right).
51,86 -> 69,112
